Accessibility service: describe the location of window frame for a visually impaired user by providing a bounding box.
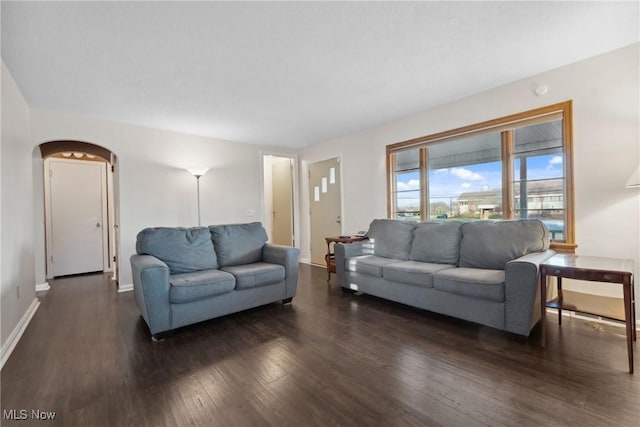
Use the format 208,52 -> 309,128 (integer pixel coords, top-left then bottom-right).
386,101 -> 575,254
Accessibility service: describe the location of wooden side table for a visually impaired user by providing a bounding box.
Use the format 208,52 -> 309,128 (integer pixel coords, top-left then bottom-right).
540,254 -> 636,373
324,236 -> 367,281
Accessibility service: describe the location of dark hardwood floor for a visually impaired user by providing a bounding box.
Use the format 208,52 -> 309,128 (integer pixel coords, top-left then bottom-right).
2,263 -> 639,426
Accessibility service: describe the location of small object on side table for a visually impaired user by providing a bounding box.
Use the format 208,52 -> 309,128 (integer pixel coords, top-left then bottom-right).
325,235 -> 367,281
540,254 -> 635,373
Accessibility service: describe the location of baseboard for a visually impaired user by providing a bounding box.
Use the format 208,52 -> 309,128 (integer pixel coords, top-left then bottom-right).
117,283 -> 133,293
548,308 -> 640,332
300,259 -> 325,267
35,282 -> 50,292
1,298 -> 40,370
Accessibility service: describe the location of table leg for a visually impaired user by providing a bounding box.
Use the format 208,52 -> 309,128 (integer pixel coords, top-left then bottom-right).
623,282 -> 634,373
540,272 -> 547,348
326,241 -> 332,281
557,276 -> 563,325
632,279 -> 636,341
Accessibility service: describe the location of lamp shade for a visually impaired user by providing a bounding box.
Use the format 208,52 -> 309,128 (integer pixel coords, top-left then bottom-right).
186,167 -> 209,178
625,166 -> 640,189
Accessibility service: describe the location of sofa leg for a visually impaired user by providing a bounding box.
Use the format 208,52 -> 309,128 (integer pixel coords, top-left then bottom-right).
151,330 -> 173,342
341,287 -> 356,294
282,297 -> 293,305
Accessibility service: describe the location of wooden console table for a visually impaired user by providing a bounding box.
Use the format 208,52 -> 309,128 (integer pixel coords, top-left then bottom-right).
324,236 -> 367,281
540,254 -> 636,372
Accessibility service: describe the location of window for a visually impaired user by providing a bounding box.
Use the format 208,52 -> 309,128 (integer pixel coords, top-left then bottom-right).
428,131 -> 503,220
513,119 -> 565,241
386,101 -> 575,253
391,148 -> 422,221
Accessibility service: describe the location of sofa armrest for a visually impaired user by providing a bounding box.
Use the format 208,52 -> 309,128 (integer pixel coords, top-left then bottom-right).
263,244 -> 301,299
130,254 -> 172,335
504,249 -> 556,336
334,240 -> 371,287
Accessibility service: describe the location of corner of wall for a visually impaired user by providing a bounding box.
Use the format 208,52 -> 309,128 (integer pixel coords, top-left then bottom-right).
0,298 -> 39,370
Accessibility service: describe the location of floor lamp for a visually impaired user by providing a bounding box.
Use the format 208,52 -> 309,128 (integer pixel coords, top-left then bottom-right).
186,168 -> 209,226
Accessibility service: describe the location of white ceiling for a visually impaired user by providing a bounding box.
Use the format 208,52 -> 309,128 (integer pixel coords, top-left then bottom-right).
1,1 -> 638,150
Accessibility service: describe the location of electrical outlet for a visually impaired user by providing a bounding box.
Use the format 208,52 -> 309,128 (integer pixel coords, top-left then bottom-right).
247,209 -> 255,217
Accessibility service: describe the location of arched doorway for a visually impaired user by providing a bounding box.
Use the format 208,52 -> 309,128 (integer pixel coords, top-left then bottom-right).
38,141 -> 120,284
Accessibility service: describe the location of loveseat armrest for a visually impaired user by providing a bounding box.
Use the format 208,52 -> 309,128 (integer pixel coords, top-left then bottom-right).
130,254 -> 172,335
504,249 -> 556,336
263,244 -> 301,299
334,240 -> 372,287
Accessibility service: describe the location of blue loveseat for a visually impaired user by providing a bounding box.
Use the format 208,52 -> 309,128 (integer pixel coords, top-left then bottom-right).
335,219 -> 555,337
130,222 -> 300,339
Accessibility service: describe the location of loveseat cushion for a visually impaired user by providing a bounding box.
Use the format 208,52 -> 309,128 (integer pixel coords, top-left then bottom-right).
459,220 -> 550,270
434,268 -> 505,302
367,219 -> 416,260
346,255 -> 398,278
410,222 -> 462,265
383,261 -> 454,288
169,269 -> 235,303
222,262 -> 285,290
210,222 -> 268,267
136,227 -> 218,274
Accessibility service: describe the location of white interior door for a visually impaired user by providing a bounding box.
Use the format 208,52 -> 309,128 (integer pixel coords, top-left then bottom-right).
309,157 -> 342,265
46,158 -> 107,277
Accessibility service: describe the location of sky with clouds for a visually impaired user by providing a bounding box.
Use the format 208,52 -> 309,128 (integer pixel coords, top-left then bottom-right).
396,154 -> 563,207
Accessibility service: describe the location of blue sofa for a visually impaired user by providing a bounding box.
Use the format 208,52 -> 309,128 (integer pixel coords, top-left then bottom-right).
130,222 -> 300,339
335,219 -> 555,337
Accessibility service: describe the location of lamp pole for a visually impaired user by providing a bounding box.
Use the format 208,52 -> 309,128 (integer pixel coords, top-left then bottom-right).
186,168 -> 209,227
195,174 -> 202,226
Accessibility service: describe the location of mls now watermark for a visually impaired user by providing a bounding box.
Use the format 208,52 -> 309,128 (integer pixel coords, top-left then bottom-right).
3,409 -> 57,421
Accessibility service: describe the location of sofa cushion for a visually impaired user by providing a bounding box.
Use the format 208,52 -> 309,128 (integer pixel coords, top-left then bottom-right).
459,220 -> 550,270
434,268 -> 505,302
210,222 -> 268,267
383,261 -> 455,288
346,255 -> 398,278
222,262 -> 285,290
136,227 -> 218,274
367,219 -> 416,260
169,269 -> 235,303
410,222 -> 462,265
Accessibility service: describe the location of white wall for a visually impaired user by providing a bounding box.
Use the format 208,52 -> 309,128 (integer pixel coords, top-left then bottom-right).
29,109 -> 295,289
1,61 -> 37,353
301,44 -> 640,309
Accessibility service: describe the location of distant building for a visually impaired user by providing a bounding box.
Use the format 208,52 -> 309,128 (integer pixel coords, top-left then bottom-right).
513,179 -> 564,215
456,179 -> 563,219
456,189 -> 501,218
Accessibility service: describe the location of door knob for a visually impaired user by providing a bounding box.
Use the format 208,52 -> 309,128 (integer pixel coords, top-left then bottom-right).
96,222 -> 101,228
